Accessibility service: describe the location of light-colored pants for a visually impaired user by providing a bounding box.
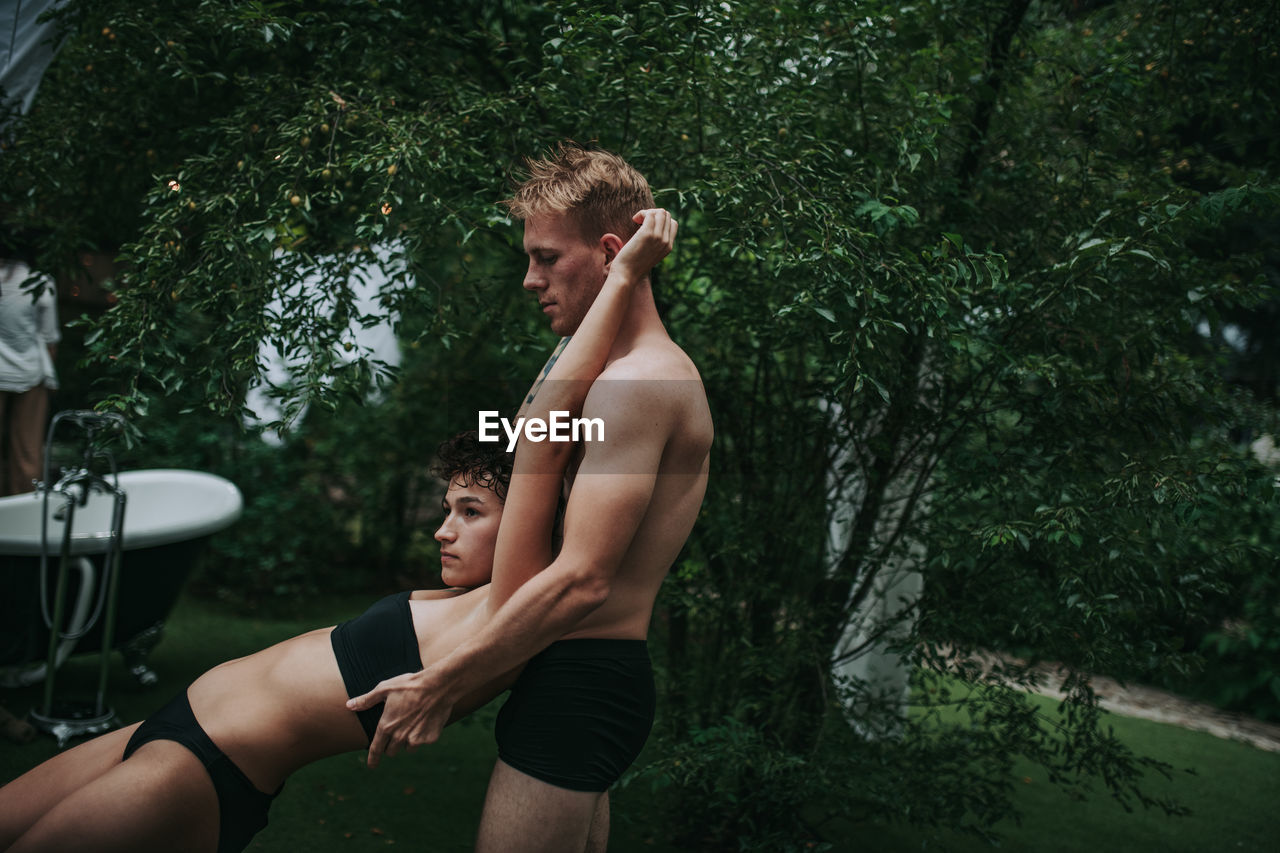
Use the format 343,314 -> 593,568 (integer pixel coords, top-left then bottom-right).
0,385 -> 49,495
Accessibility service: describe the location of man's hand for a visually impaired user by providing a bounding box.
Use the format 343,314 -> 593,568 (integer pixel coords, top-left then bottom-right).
610,208 -> 678,283
346,668 -> 455,769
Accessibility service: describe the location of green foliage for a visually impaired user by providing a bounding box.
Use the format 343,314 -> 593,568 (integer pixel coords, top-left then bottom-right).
1193,608 -> 1280,722
1160,468 -> 1280,721
120,398 -> 356,602
3,0 -> 1279,848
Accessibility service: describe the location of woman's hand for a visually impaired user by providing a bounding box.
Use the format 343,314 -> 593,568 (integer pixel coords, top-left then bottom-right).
609,208 -> 678,284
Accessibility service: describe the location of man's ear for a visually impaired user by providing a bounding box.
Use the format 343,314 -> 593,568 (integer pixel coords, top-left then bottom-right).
600,232 -> 624,266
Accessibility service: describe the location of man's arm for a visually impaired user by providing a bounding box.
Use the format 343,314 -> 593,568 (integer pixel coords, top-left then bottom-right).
489,208 -> 677,600
348,378 -> 673,766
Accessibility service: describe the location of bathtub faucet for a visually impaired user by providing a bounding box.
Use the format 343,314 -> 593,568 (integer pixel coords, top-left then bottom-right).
50,467 -> 117,510
38,409 -> 126,501
59,410 -> 127,431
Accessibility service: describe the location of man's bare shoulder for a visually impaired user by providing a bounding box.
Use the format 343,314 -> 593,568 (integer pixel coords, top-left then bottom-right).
592,339 -> 707,421
599,336 -> 703,383
588,337 -> 712,457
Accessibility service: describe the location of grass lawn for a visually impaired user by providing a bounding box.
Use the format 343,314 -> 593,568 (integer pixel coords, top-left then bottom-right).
851,691 -> 1279,852
3,594 -> 1278,851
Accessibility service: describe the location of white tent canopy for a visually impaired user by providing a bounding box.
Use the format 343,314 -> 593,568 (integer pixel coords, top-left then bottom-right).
244,244 -> 405,441
0,0 -> 65,122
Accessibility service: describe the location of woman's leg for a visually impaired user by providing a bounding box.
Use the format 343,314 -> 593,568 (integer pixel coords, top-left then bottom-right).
8,739 -> 219,853
0,723 -> 138,848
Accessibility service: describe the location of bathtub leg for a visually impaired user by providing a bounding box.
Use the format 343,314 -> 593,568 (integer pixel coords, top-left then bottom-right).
121,621 -> 165,687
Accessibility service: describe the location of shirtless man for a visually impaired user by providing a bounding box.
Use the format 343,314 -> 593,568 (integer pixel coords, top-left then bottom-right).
347,143 -> 713,852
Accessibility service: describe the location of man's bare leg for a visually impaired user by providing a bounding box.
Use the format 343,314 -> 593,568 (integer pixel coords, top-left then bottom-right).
475,759 -> 601,853
585,791 -> 610,853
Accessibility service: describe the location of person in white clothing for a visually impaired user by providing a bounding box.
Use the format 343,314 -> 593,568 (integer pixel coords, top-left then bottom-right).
0,257 -> 60,495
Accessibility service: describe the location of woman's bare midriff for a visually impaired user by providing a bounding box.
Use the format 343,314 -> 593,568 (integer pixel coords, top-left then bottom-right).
181,587 -> 494,795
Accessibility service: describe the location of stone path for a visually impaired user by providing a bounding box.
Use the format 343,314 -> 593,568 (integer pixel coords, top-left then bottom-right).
954,648 -> 1280,752
1030,666 -> 1280,753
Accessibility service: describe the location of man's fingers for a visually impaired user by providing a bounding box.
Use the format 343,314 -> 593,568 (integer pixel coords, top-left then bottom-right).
347,687 -> 382,711
652,210 -> 676,243
632,208 -> 671,230
349,670 -> 417,711
368,724 -> 410,768
366,729 -> 386,768
628,208 -> 677,254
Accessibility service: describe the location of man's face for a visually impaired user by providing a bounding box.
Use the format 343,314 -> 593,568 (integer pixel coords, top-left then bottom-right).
434,477 -> 504,588
521,211 -> 608,336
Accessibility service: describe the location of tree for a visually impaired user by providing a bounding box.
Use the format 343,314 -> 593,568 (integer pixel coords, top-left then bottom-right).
2,0 -> 1277,847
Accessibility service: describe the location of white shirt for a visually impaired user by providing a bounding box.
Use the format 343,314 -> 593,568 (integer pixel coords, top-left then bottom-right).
0,260 -> 60,393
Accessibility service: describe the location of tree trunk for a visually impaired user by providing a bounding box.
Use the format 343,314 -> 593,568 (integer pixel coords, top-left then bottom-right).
958,0 -> 1034,192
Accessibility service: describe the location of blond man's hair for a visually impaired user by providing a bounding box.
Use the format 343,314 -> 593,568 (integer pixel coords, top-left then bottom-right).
503,142 -> 655,243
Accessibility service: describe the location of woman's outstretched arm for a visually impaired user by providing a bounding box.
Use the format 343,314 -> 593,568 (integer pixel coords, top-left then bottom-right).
488,208 -> 677,607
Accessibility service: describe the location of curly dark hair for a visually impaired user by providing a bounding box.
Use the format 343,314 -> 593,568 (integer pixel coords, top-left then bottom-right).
431,430 -> 514,502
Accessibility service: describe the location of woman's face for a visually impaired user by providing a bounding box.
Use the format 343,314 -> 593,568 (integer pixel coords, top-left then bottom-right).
434,477 -> 504,588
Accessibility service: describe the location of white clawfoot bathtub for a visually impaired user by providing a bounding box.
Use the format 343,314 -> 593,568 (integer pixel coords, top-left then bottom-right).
0,469 -> 242,555
0,469 -> 243,684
